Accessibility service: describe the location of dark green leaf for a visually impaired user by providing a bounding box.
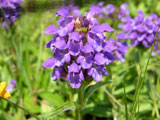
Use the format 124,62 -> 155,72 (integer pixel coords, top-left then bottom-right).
84,81 -> 111,103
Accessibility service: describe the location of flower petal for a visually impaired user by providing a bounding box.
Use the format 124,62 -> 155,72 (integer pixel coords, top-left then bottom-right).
56,8 -> 70,17
92,23 -> 114,33
94,53 -> 106,65
88,68 -> 102,81
53,37 -> 67,50
42,57 -> 55,68
69,41 -> 80,56
69,74 -> 81,88
52,67 -> 66,81
69,31 -> 79,41
43,25 -> 57,34
68,62 -> 80,73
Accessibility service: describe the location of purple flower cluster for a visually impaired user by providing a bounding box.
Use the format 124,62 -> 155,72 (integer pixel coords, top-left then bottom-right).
42,7 -> 115,88
93,2 -> 115,19
94,2 -> 129,20
0,0 -> 23,29
106,36 -> 128,62
119,10 -> 160,52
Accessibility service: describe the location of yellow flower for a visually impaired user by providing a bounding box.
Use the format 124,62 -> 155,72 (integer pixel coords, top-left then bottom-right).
0,82 -> 11,98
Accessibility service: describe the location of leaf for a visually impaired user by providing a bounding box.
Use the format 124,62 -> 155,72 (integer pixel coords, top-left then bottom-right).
130,1 -> 138,17
38,102 -> 75,119
24,95 -> 40,113
83,102 -> 112,118
1,111 -> 15,120
39,92 -> 64,106
114,85 -> 135,97
84,81 -> 111,103
155,2 -> 160,16
138,103 -> 152,113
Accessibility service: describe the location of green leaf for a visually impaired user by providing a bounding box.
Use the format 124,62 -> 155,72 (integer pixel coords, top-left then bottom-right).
84,81 -> 111,103
39,92 -> 64,106
114,85 -> 135,97
130,1 -> 137,17
138,103 -> 152,113
24,95 -> 40,113
83,102 -> 112,118
38,102 -> 75,119
1,111 -> 15,120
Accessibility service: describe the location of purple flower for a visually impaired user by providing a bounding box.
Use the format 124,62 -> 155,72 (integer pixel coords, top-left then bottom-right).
97,1 -> 104,8
104,36 -> 128,62
42,7 -> 115,88
61,0 -> 81,17
103,4 -> 115,17
118,3 -> 130,20
91,2 -> 130,21
0,0 -> 23,29
119,10 -> 160,54
91,2 -> 115,19
64,4 -> 81,17
6,79 -> 16,92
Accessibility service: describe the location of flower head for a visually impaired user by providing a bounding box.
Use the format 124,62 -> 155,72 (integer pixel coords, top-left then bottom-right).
42,7 -> 115,88
119,10 -> 160,53
91,2 -> 130,21
0,0 -> 23,29
0,82 -> 11,98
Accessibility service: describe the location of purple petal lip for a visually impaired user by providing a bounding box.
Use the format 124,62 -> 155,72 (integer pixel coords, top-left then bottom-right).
92,23 -> 114,33
69,41 -> 81,56
43,25 -> 57,34
52,37 -> 67,50
52,67 -> 66,81
69,31 -> 79,41
42,57 -> 55,68
68,62 -> 80,73
88,67 -> 102,82
69,73 -> 81,88
56,8 -> 71,17
94,53 -> 106,65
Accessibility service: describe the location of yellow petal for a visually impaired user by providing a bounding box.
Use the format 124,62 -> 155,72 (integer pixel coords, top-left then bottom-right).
4,91 -> 11,98
0,82 -> 11,98
0,82 -> 7,95
0,90 -> 11,98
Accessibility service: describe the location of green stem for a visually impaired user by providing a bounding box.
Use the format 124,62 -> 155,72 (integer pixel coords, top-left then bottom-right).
123,73 -> 128,120
131,27 -> 159,117
77,85 -> 84,120
157,73 -> 160,91
0,97 -> 40,120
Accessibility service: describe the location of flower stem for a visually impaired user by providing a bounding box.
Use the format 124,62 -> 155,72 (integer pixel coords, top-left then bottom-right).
77,85 -> 84,120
